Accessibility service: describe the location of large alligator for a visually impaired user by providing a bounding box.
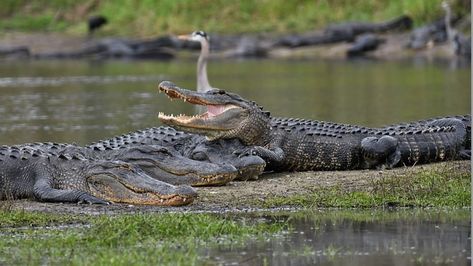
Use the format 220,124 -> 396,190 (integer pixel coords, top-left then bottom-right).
24,141 -> 241,187
88,126 -> 267,181
0,143 -> 197,206
157,81 -> 469,171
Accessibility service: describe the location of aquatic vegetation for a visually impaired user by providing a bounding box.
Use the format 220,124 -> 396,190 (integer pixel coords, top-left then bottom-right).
0,212 -> 287,265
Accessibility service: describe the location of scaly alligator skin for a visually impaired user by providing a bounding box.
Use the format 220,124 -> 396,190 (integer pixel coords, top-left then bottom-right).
157,81 -> 469,171
88,126 -> 267,181
0,143 -> 196,206
268,116 -> 468,169
24,141 -> 239,187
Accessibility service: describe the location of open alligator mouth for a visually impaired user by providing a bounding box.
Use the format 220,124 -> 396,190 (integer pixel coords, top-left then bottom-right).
157,81 -> 245,132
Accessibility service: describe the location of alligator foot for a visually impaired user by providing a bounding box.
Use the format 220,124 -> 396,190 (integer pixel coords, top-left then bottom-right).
361,136 -> 401,169
77,195 -> 110,205
459,149 -> 471,160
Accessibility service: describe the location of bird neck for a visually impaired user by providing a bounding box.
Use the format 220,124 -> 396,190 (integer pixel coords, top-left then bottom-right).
444,5 -> 454,42
197,40 -> 211,92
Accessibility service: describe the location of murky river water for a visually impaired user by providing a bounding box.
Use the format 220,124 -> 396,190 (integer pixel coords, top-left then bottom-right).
0,59 -> 469,145
203,209 -> 470,266
0,58 -> 470,265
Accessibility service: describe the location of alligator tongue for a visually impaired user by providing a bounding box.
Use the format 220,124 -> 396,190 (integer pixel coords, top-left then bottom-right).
207,105 -> 226,117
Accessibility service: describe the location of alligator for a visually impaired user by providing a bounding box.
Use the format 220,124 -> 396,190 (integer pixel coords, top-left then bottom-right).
88,127 -> 267,181
406,15 -> 460,50
0,144 -> 197,206
346,34 -> 386,57
157,81 -> 469,171
276,15 -> 412,48
24,142 -> 240,187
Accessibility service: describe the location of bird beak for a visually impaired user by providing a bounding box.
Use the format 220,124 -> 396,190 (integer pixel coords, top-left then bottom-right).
178,34 -> 191,40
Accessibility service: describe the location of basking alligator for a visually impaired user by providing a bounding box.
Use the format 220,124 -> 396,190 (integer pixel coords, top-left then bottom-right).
88,127 -> 266,181
157,81 -> 469,171
0,144 -> 197,206
276,15 -> 412,48
24,142 -> 240,187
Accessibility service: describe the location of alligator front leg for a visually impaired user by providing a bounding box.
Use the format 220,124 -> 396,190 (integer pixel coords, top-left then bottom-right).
238,146 -> 285,165
33,178 -> 109,204
361,136 -> 401,169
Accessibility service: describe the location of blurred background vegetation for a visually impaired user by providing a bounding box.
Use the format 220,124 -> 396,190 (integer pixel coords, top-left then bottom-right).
0,0 -> 470,37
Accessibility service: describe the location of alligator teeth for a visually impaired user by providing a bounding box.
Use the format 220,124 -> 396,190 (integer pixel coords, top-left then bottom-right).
160,199 -> 164,203
183,198 -> 187,202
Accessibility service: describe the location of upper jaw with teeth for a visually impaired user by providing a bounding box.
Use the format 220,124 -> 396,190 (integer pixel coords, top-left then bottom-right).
158,104 -> 241,123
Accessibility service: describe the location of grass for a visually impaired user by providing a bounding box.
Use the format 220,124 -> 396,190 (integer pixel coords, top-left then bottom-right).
262,165 -> 471,208
0,209 -> 87,227
0,0 -> 469,36
0,211 -> 288,265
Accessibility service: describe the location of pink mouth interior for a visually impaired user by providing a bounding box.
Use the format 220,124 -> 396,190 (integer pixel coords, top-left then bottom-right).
206,105 -> 226,117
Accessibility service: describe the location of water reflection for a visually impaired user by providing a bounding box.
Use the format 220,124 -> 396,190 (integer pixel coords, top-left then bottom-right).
0,59 -> 469,145
202,209 -> 470,266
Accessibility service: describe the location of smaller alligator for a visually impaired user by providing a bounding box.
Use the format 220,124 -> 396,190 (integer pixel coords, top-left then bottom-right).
0,144 -> 197,206
406,15 -> 460,50
157,81 -> 469,171
35,36 -> 177,60
346,34 -> 385,57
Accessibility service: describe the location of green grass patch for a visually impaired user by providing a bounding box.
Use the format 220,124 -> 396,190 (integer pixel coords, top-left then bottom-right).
0,209 -> 86,228
0,212 -> 288,265
263,166 -> 471,208
0,0 -> 468,36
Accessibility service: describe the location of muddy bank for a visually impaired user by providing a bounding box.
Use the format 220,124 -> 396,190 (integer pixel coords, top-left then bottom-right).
3,160 -> 469,215
0,11 -> 468,61
0,31 -> 461,61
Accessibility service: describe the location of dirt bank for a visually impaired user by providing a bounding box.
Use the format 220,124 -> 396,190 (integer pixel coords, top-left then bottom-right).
0,31 -> 460,60
3,160 -> 469,215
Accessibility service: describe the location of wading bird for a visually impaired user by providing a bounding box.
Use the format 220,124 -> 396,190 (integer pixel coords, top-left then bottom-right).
442,1 -> 471,59
178,31 -> 216,92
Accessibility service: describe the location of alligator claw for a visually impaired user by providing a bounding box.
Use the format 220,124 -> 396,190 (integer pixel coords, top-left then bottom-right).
459,149 -> 471,160
77,195 -> 110,205
238,147 -> 259,158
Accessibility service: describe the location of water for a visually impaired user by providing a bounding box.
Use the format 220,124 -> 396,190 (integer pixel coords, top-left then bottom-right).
0,59 -> 469,145
202,209 -> 470,266
0,58 -> 470,265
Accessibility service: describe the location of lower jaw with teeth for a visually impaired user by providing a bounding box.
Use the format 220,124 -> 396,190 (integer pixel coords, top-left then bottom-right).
153,195 -> 193,206
115,195 -> 194,206
192,174 -> 235,186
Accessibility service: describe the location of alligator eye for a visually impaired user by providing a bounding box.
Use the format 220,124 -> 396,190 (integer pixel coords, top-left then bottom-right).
217,89 -> 226,94
119,164 -> 133,170
156,147 -> 173,156
191,151 -> 208,161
